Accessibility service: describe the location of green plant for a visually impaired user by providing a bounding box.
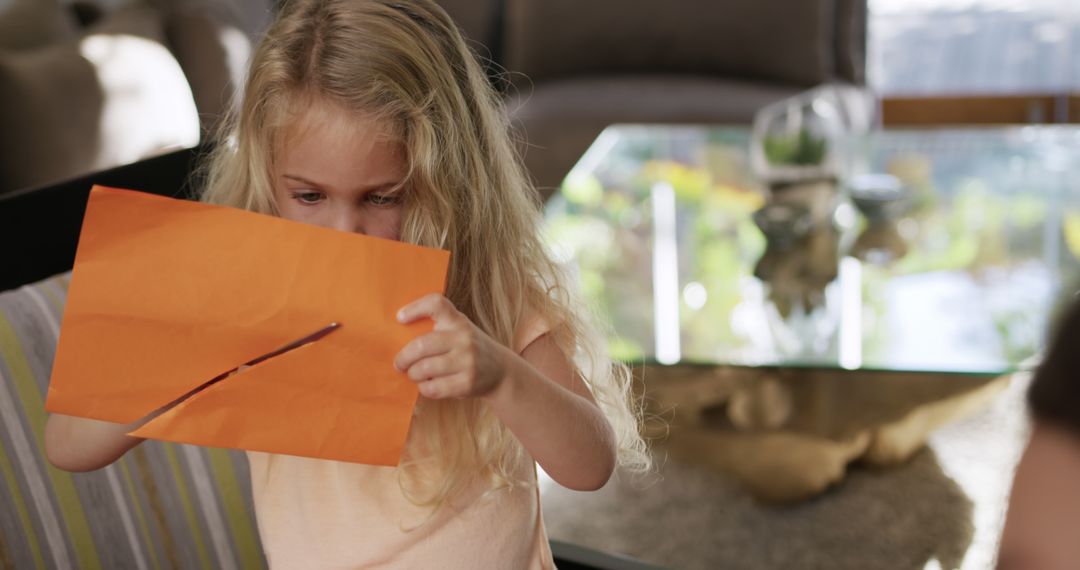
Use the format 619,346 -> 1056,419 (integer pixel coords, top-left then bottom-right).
764,129 -> 828,166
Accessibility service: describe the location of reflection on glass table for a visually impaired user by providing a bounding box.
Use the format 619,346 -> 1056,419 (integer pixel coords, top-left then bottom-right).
544,126 -> 1080,376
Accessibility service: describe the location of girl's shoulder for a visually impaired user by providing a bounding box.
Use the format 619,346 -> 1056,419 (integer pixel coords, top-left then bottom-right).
511,309 -> 553,354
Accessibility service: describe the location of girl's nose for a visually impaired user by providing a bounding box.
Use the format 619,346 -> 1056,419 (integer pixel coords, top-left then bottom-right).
332,208 -> 368,235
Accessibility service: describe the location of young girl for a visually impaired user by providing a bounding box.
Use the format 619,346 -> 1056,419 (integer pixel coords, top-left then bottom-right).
45,0 -> 649,567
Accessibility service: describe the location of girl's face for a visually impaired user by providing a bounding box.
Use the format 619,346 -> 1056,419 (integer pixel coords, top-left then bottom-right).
274,103 -> 406,240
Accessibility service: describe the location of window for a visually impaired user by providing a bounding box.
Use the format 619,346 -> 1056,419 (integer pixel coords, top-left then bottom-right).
870,0 -> 1079,123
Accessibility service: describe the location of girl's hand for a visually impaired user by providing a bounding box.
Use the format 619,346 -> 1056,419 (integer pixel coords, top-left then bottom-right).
393,294 -> 510,400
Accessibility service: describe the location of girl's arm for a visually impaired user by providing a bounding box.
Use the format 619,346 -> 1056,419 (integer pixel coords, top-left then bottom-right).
45,404 -> 169,472
486,334 -> 617,491
395,294 -> 617,491
45,360 -> 251,471
45,414 -> 146,472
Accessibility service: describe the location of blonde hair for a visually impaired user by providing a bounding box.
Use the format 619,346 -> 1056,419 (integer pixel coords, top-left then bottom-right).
201,0 -> 649,509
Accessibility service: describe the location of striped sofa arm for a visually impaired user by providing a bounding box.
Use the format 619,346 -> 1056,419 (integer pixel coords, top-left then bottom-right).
0,273 -> 265,570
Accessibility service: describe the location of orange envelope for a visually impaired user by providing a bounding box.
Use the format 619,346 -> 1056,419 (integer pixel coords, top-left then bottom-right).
46,186 -> 450,466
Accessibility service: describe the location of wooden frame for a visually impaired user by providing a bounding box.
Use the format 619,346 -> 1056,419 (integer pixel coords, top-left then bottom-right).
881,94 -> 1080,126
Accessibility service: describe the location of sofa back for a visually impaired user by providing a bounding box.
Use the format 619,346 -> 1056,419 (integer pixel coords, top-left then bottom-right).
0,273 -> 266,569
502,0 -> 866,86
436,0 -> 503,54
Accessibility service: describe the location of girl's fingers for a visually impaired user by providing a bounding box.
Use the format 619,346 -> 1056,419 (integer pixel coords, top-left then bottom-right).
405,354 -> 457,382
394,331 -> 456,371
397,294 -> 458,326
416,373 -> 469,399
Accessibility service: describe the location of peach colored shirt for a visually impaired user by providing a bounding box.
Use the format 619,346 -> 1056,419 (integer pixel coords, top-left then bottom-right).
247,317 -> 555,569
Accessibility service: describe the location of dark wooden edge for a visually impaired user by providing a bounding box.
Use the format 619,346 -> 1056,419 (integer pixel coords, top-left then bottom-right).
0,145 -> 210,292
882,94 -> 1080,125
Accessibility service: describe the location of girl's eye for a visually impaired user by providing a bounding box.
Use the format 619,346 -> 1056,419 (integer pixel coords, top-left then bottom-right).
291,191 -> 324,205
367,193 -> 402,207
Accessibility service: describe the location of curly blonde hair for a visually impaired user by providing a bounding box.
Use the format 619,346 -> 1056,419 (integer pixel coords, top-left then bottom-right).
201,0 -> 649,509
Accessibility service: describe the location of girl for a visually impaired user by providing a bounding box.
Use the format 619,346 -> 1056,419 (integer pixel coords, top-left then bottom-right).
45,0 -> 649,567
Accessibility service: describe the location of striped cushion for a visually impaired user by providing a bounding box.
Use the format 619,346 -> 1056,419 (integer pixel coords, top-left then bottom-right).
0,273 -> 265,569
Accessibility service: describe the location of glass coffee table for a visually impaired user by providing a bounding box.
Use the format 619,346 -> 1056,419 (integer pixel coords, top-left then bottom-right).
545,126 -> 1080,375
539,126 -> 1080,568
544,124 -> 1080,494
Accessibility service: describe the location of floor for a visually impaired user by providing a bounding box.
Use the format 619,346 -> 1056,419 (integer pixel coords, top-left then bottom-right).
541,373 -> 1031,570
